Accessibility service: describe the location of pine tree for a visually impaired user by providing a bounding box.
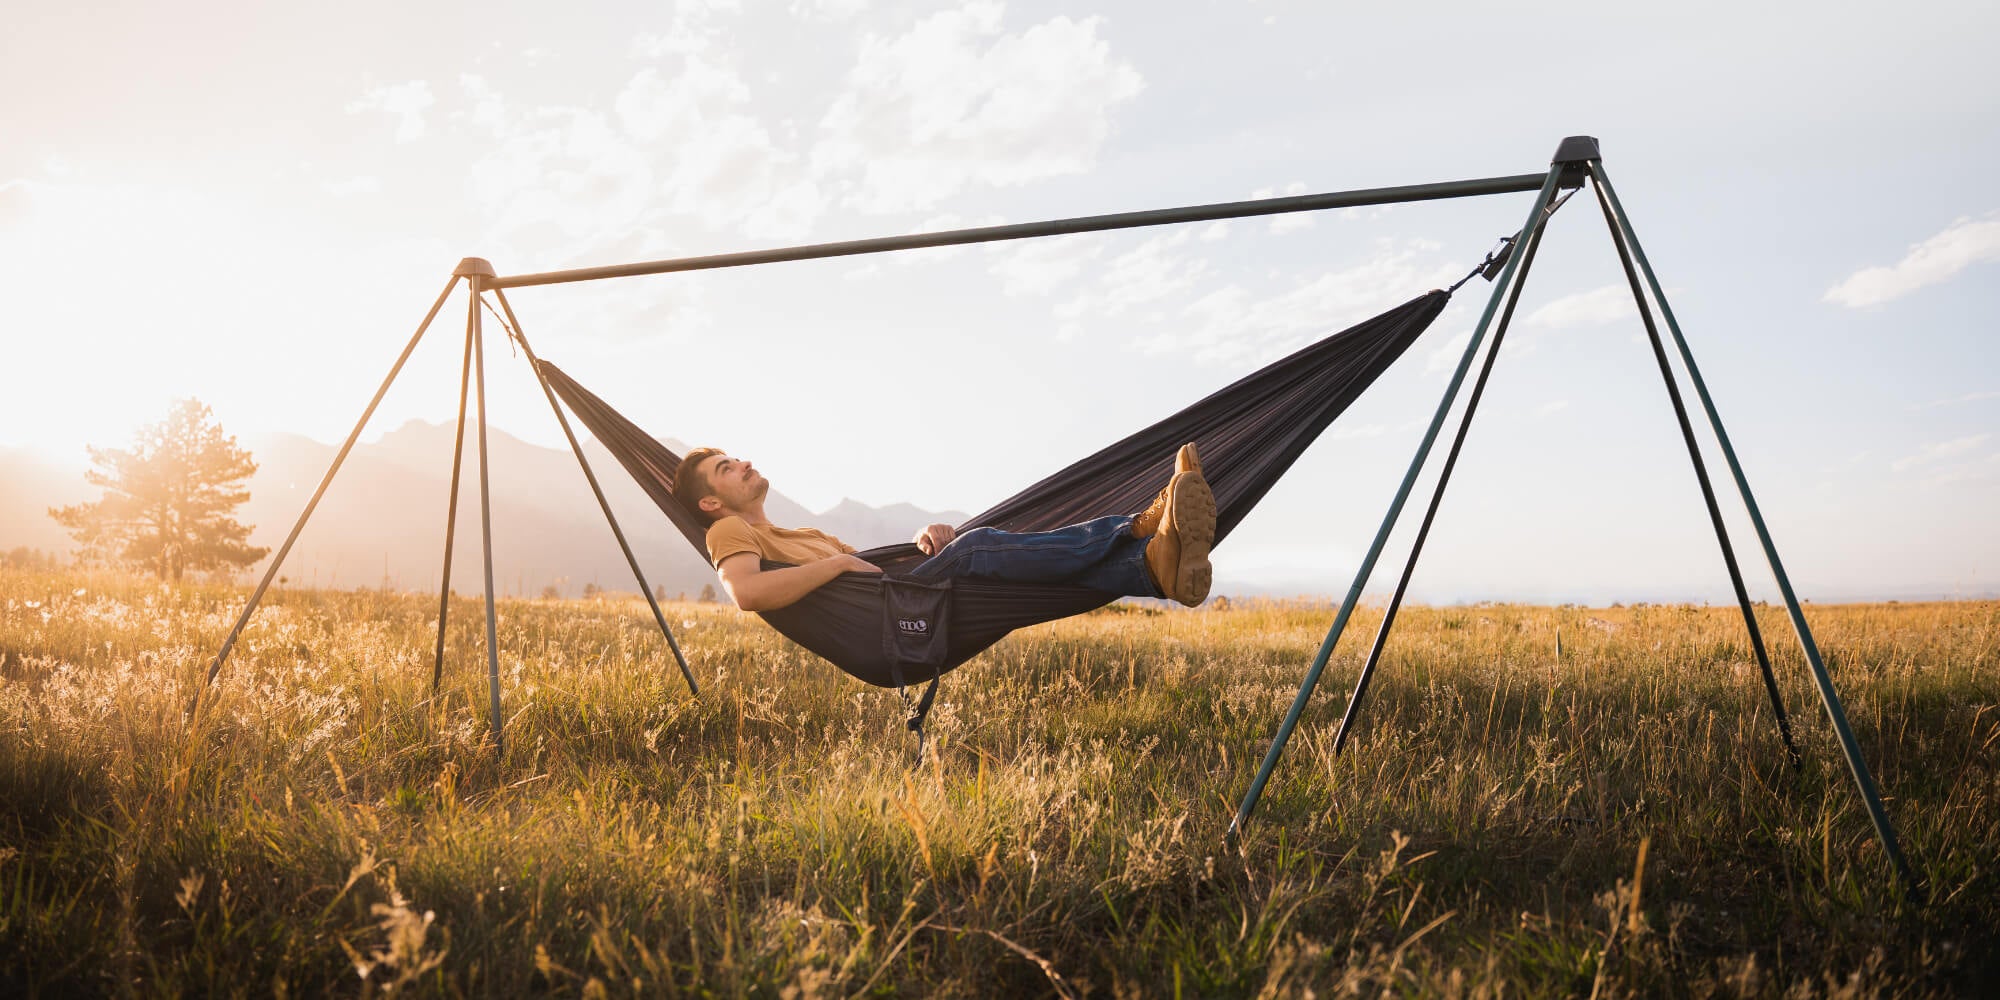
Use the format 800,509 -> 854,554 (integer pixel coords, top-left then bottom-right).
50,399 -> 270,581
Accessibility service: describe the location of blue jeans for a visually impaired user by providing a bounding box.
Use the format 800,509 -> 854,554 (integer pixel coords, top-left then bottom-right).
910,515 -> 1162,598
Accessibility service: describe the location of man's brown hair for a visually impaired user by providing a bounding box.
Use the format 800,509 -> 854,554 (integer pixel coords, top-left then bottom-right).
672,447 -> 726,522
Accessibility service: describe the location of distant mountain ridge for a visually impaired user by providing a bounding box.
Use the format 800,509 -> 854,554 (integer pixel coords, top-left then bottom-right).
12,431 -> 1991,603
0,422 -> 967,598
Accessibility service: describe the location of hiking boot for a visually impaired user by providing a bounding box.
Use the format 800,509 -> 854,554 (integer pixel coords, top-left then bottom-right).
1144,470 -> 1215,606
1132,443 -> 1204,538
1176,442 -> 1202,477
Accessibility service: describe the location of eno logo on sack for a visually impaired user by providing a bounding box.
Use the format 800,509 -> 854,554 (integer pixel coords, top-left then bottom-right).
897,618 -> 930,635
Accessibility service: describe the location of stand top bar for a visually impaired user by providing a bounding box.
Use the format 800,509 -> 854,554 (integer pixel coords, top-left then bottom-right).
489,171 -> 1549,290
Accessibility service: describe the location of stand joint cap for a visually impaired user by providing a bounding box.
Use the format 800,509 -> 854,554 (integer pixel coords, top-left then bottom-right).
453,257 -> 497,279
1552,136 -> 1601,164
1551,136 -> 1599,189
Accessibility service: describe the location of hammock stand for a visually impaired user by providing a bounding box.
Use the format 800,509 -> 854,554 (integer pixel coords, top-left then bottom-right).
197,136 -> 1921,899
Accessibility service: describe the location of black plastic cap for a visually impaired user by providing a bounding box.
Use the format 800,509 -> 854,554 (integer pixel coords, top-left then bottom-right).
1551,136 -> 1599,188
453,257 -> 497,279
1552,136 -> 1601,164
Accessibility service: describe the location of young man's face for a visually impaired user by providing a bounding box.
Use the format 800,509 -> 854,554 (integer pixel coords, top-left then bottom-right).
694,453 -> 768,518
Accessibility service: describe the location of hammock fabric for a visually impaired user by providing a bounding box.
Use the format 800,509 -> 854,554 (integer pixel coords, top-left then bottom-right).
540,290 -> 1447,692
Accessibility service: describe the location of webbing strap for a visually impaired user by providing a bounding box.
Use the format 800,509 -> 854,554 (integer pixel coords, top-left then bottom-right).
891,659 -> 943,764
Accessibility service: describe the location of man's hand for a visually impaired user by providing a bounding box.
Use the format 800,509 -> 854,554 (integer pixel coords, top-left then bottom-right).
913,523 -> 957,556
836,553 -> 885,575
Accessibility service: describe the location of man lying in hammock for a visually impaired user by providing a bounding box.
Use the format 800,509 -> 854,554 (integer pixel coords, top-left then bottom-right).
672,444 -> 1217,611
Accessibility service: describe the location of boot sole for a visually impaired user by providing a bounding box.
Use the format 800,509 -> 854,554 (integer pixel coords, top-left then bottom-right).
1168,473 -> 1215,606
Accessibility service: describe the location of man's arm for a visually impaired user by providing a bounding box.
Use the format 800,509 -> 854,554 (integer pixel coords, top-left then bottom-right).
716,551 -> 882,612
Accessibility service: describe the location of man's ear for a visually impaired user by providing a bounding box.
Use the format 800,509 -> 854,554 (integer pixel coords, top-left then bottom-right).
698,496 -> 721,514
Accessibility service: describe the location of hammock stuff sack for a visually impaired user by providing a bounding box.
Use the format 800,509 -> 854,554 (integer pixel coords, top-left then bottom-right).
540,289 -> 1449,691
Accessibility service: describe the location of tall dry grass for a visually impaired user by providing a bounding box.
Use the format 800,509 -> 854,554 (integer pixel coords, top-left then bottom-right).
1,567 -> 1995,996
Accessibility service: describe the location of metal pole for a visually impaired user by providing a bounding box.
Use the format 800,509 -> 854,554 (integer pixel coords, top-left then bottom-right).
201,274 -> 461,696
1227,166 -> 1568,842
488,174 -> 1550,289
432,319 -> 475,692
468,270 -> 506,751
490,289 -> 700,696
1587,160 -> 1921,901
1585,173 -> 1802,770
1331,193 -> 1556,755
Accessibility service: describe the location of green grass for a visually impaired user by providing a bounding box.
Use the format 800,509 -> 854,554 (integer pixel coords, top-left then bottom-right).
2,568 -> 1995,997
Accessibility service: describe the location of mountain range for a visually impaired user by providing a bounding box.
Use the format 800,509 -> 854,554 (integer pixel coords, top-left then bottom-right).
0,422 -> 966,599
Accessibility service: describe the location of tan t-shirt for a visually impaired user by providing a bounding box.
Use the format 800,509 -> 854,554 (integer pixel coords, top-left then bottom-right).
705,515 -> 855,569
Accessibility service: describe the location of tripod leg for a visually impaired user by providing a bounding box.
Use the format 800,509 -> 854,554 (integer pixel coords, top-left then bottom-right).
1334,197 -> 1554,754
490,290 -> 699,696
1227,166 -> 1568,842
1587,175 -> 1802,771
201,275 -> 461,700
1588,160 -> 1921,902
432,321 -> 475,693
469,277 -> 506,751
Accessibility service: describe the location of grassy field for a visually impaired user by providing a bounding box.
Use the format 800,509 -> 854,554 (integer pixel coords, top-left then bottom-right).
1,567 -> 1995,997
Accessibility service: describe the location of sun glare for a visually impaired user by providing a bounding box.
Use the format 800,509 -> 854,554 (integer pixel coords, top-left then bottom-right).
2,180 -> 242,456
0,177 -> 480,462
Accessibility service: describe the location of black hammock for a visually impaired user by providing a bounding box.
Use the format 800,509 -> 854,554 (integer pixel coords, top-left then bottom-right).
540,290 -> 1447,695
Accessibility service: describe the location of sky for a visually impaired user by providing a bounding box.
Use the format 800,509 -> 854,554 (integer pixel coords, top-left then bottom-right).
3,0 -> 1996,602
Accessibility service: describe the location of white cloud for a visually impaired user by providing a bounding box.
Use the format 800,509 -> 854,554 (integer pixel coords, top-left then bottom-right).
1524,284 -> 1631,329
466,105 -> 656,242
986,233 -> 1101,295
1891,433 -> 1989,472
1053,227 -> 1209,339
1269,216 -> 1316,235
614,60 -> 819,238
1261,182 -> 1314,234
632,30 -> 703,59
746,177 -> 831,240
1328,421 -> 1388,441
790,0 -> 868,19
813,3 -> 1143,212
1123,238 -> 1457,364
632,0 -> 743,56
1911,389 -> 2000,410
322,175 -> 381,197
431,9 -> 837,341
346,81 -> 435,143
615,61 -> 744,141
1824,211 -> 2000,308
1921,453 -> 2000,486
1091,229 -> 1208,314
1889,436 -> 2000,487
1024,227 -> 1464,364
343,2 -> 1144,277
456,74 -> 508,135
326,1 -> 1147,344
1536,399 -> 1570,417
1425,330 -> 1472,374
459,46 -> 824,258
